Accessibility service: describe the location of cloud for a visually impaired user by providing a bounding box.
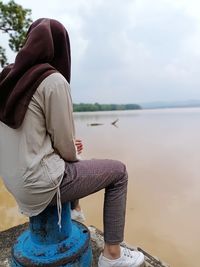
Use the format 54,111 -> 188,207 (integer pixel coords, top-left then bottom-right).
1,0 -> 200,102
69,0 -> 198,102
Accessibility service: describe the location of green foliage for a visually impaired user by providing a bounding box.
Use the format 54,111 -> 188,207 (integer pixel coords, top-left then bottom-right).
0,45 -> 7,66
73,103 -> 142,112
0,0 -> 32,67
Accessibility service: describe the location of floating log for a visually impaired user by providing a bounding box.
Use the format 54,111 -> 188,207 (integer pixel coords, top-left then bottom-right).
87,123 -> 104,126
111,118 -> 119,126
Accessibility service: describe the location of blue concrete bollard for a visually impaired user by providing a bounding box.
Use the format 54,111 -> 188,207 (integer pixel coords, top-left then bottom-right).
11,202 -> 92,266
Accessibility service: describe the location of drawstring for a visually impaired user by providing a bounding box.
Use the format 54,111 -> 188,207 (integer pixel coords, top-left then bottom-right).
57,185 -> 62,230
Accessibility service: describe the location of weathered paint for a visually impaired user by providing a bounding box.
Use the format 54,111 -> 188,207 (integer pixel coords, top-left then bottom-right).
11,202 -> 92,266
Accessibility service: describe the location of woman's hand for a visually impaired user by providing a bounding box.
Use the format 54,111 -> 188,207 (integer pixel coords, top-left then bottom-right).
75,139 -> 83,154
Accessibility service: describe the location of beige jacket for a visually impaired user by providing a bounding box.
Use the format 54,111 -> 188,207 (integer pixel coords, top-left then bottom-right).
0,73 -> 78,217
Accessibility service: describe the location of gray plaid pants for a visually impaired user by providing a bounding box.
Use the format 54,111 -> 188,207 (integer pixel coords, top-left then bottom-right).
51,159 -> 128,244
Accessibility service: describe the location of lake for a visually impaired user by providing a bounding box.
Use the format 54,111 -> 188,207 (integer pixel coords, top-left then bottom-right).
1,108 -> 200,267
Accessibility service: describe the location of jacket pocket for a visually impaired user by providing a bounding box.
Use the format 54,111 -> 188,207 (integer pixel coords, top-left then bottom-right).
41,154 -> 65,186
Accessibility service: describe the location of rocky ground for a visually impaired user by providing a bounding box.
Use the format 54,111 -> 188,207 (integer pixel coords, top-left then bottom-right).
0,223 -> 170,267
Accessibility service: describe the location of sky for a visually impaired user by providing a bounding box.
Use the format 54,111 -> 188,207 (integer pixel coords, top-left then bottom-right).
1,0 -> 200,104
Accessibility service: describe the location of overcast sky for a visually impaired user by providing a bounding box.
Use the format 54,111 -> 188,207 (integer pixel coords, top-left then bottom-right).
1,0 -> 200,104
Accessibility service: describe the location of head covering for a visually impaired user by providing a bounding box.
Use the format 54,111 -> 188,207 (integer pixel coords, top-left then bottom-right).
0,18 -> 71,129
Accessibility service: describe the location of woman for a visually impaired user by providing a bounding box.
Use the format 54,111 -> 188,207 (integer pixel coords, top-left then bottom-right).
0,18 -> 144,267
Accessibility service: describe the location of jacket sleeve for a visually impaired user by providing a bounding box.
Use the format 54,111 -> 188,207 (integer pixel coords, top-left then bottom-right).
43,74 -> 78,162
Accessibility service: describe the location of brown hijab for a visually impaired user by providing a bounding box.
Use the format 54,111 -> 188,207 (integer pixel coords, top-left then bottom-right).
0,18 -> 71,129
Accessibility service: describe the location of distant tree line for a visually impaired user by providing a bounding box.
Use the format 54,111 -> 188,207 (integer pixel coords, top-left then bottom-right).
73,103 -> 142,112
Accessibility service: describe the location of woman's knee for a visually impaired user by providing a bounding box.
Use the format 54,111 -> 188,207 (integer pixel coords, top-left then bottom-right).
110,160 -> 128,182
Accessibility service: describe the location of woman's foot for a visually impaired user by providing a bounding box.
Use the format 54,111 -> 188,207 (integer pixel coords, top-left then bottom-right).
98,246 -> 145,267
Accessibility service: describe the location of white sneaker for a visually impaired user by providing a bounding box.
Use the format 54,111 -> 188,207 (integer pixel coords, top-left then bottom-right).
98,246 -> 145,267
71,209 -> 86,223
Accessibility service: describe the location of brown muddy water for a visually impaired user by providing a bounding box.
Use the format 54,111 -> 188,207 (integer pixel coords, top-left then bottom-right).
1,108 -> 200,267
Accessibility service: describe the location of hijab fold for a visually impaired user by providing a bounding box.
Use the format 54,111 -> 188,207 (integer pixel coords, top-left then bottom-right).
0,18 -> 71,129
